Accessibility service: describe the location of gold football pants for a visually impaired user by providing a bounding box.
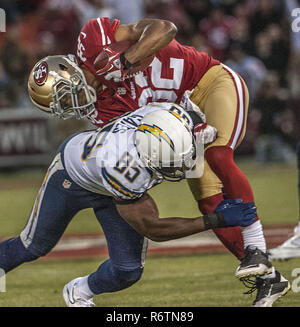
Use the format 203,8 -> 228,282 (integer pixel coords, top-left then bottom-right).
188,64 -> 250,201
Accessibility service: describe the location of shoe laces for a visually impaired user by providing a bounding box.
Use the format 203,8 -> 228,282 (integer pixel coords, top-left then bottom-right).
240,276 -> 265,295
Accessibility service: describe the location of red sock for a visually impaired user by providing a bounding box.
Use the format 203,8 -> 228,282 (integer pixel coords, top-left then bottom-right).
201,145 -> 261,260
198,194 -> 244,260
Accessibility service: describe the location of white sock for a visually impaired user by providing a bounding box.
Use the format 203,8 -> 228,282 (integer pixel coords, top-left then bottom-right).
260,266 -> 276,279
77,276 -> 95,298
242,220 -> 266,253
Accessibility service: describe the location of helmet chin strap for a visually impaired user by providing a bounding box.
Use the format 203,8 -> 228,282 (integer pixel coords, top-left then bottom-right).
156,169 -> 185,182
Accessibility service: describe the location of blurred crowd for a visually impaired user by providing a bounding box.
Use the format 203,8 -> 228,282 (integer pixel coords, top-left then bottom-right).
0,0 -> 299,161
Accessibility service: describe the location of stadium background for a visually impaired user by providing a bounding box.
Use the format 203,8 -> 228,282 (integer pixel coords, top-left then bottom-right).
0,0 -> 300,307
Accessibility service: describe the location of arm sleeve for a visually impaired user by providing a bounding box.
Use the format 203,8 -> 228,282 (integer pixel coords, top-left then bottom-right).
76,17 -> 120,75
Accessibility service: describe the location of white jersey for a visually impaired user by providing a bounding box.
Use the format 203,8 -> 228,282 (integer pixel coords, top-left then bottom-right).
64,103 -> 194,200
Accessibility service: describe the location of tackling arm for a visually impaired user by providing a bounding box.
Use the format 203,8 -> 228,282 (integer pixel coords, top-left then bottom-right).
116,194 -> 257,242
94,19 -> 177,81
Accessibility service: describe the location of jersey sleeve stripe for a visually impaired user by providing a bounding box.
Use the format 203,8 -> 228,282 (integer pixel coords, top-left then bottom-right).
101,168 -> 141,199
97,17 -> 106,46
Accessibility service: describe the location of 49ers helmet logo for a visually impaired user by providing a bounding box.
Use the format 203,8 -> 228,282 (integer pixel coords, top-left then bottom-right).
33,61 -> 48,86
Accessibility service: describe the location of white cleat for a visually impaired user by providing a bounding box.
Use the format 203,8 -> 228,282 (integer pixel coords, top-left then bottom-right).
268,229 -> 300,260
63,277 -> 95,307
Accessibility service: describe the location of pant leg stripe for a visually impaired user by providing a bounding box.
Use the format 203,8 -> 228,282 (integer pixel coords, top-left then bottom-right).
20,154 -> 63,248
140,238 -> 148,268
221,64 -> 245,149
20,178 -> 50,248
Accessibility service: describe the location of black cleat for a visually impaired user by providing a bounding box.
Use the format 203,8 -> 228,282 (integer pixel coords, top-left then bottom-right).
241,271 -> 291,307
235,245 -> 273,279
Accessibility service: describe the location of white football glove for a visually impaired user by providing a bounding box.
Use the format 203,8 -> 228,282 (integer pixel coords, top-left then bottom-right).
179,89 -> 206,123
194,122 -> 218,145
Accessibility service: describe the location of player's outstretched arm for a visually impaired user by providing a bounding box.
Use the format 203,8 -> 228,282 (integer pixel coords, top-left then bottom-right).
115,18 -> 177,64
115,195 -> 257,242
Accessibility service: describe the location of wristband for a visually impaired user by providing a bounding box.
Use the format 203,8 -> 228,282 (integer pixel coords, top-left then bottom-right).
203,212 -> 226,230
120,52 -> 133,70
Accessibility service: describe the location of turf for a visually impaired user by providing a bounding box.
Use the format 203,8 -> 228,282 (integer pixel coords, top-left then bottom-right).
0,161 -> 299,307
0,253 -> 299,307
0,161 -> 298,237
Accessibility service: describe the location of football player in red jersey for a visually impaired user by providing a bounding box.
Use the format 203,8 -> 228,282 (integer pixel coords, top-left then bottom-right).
28,17 -> 290,306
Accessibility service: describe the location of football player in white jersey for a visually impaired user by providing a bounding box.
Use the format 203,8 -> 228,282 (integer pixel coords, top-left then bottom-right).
0,102 -> 259,307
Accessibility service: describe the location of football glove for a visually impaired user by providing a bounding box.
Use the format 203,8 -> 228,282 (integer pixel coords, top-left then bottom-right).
193,122 -> 217,145
95,47 -> 132,82
203,199 -> 257,229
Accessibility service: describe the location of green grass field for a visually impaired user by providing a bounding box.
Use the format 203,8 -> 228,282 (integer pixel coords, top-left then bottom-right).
0,254 -> 299,307
0,160 -> 298,236
0,161 -> 299,307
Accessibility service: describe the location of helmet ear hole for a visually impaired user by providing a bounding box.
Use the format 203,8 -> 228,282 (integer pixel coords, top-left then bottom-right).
59,64 -> 68,71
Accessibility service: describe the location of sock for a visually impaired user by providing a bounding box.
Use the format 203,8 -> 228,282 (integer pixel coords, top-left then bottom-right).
260,266 -> 276,280
242,220 -> 266,253
205,146 -> 268,258
198,193 -> 244,260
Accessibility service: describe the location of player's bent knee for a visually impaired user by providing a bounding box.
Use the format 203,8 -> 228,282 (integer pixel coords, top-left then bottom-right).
0,237 -> 40,273
198,193 -> 224,214
205,146 -> 234,170
113,265 -> 144,288
88,259 -> 145,294
26,243 -> 54,258
23,235 -> 60,258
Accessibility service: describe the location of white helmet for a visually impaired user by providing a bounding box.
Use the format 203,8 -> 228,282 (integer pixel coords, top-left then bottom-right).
135,104 -> 196,181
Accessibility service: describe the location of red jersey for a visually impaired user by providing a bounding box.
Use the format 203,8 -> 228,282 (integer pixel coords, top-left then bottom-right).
77,17 -> 220,126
